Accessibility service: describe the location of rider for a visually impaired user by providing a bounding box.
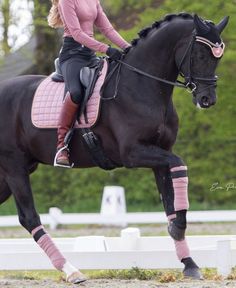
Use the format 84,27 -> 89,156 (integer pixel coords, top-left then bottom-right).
48,0 -> 130,167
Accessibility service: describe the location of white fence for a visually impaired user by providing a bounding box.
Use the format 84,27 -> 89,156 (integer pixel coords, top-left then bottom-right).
0,228 -> 236,276
1,208 -> 236,229
1,187 -> 236,229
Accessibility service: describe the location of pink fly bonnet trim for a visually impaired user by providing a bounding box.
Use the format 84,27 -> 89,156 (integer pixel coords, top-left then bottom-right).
196,36 -> 225,58
31,59 -> 108,129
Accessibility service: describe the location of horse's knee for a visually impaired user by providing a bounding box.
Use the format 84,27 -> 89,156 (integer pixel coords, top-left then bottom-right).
169,155 -> 185,168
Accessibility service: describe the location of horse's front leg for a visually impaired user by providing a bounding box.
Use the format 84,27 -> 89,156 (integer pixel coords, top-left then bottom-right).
3,161 -> 86,284
122,143 -> 189,240
153,166 -> 202,279
120,143 -> 202,279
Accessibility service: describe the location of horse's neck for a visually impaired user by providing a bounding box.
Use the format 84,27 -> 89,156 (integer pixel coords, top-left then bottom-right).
126,20 -> 193,78
120,20 -> 193,110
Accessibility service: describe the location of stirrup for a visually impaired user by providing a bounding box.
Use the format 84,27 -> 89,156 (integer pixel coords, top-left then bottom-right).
53,145 -> 74,168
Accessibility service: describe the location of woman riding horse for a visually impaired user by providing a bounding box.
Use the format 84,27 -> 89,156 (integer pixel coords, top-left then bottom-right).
48,0 -> 130,168
0,11 -> 228,284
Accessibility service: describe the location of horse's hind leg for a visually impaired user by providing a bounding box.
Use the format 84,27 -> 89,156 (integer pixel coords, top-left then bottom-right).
153,167 -> 202,279
4,162 -> 86,284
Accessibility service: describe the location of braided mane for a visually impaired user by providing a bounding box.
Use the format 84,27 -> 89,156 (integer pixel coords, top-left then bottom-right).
129,13 -> 193,48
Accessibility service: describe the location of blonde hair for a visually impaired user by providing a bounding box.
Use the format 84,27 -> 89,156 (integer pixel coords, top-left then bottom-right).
48,0 -> 63,28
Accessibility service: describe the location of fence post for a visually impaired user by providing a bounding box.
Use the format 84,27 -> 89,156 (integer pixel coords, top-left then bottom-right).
217,239 -> 232,277
49,207 -> 62,230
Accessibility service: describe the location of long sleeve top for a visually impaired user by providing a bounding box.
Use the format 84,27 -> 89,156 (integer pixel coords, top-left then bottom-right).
58,0 -> 130,53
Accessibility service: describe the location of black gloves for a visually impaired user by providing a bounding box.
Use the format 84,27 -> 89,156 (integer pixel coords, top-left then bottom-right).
106,47 -> 123,61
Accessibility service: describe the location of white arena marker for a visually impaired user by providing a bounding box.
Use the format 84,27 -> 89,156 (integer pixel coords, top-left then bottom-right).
100,186 -> 127,226
121,227 -> 141,251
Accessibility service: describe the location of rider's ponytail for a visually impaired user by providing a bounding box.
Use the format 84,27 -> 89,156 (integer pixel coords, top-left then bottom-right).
48,0 -> 63,28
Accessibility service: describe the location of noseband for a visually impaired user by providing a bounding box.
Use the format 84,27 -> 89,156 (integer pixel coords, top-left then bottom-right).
114,33 -> 225,95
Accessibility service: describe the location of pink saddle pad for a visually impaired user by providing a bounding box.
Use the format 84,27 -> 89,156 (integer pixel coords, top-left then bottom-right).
31,59 -> 108,129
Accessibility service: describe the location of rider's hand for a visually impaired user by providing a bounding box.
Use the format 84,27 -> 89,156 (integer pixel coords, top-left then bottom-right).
106,47 -> 123,61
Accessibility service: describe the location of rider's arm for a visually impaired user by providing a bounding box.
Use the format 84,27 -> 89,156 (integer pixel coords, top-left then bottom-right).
59,0 -> 109,53
95,0 -> 130,50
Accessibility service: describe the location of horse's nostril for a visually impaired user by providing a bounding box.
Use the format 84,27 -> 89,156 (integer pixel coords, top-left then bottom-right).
201,96 -> 209,106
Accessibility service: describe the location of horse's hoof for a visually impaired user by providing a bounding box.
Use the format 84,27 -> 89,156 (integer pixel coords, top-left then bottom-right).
168,221 -> 185,241
183,267 -> 204,280
66,271 -> 88,284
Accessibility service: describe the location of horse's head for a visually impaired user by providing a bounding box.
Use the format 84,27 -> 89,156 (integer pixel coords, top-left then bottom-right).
176,14 -> 229,109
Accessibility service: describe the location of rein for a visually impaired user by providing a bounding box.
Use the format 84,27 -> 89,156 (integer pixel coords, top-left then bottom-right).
101,33 -> 223,100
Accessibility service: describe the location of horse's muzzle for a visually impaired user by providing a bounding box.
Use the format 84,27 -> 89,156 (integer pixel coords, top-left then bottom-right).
193,93 -> 217,109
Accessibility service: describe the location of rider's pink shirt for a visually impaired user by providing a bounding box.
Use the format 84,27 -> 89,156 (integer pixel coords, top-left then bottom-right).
58,0 -> 130,53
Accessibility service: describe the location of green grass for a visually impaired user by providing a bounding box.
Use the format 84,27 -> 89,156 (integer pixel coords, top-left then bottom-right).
1,267 -> 236,283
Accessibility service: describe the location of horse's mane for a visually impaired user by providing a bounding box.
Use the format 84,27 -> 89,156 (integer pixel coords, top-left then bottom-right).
126,13 -> 193,51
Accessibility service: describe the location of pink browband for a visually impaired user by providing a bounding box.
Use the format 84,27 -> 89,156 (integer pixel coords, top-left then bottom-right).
196,36 -> 225,58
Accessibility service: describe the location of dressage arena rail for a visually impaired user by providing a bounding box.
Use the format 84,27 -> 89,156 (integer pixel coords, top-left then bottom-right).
1,208 -> 236,229
0,228 -> 236,277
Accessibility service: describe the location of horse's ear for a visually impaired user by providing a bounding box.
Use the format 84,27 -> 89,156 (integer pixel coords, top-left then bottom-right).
216,16 -> 229,34
193,14 -> 210,35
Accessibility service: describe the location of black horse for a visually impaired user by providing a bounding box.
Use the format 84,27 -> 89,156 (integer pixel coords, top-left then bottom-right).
0,14 -> 229,283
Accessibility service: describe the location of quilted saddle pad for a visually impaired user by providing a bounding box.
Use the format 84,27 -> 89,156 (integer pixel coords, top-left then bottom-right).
31,59 -> 108,129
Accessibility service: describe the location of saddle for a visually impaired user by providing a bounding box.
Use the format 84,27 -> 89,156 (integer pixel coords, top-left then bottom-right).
32,58 -> 108,129
52,58 -> 100,92
51,58 -> 104,123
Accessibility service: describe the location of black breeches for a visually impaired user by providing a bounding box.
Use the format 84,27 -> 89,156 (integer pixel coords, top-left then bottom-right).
61,58 -> 86,104
59,37 -> 98,104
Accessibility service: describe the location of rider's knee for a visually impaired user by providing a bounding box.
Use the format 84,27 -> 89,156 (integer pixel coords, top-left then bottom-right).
69,89 -> 82,104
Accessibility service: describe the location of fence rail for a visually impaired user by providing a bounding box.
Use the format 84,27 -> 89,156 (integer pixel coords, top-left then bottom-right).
1,208 -> 236,229
0,228 -> 235,276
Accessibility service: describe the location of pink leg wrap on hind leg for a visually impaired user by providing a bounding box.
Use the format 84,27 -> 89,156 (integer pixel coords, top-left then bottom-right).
170,166 -> 189,211
32,225 -> 66,271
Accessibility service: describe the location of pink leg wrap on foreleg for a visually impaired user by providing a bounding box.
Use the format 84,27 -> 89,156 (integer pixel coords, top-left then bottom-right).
170,166 -> 189,211
32,226 -> 66,271
174,239 -> 190,260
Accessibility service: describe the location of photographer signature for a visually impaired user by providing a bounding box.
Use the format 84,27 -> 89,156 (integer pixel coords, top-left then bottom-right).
210,182 -> 236,192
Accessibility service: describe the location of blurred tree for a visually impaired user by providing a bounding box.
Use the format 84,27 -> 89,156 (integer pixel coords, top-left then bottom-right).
33,0 -> 61,75
0,0 -> 11,55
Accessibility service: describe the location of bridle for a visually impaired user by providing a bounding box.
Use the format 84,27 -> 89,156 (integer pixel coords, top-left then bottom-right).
176,33 -> 225,94
102,32 -> 225,100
